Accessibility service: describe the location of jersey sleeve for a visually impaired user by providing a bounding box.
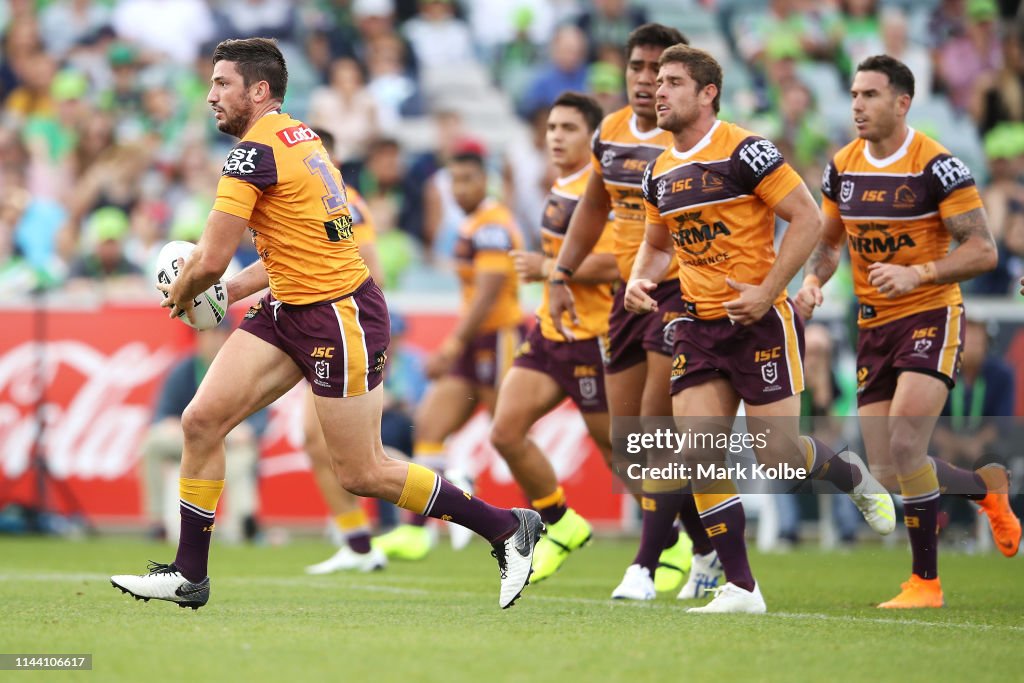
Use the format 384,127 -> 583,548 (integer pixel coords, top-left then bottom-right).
926,154 -> 984,220
472,223 -> 515,272
590,126 -> 605,177
820,157 -> 841,218
733,136 -> 803,208
641,161 -> 665,225
212,141 -> 278,220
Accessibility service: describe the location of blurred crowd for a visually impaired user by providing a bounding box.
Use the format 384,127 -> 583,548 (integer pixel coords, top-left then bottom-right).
2,0 -> 1024,301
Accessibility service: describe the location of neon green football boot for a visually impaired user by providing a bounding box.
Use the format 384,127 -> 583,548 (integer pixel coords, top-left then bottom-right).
371,524 -> 436,561
654,530 -> 693,592
530,508 -> 592,583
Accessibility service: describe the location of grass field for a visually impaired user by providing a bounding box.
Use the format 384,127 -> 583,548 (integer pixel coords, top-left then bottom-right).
1,535 -> 1021,683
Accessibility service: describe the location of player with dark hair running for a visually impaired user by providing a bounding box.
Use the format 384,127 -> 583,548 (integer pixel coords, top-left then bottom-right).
630,44 -> 895,613
797,55 -> 1019,608
373,143 -> 528,560
110,38 -> 542,610
490,92 -> 619,582
548,23 -> 714,600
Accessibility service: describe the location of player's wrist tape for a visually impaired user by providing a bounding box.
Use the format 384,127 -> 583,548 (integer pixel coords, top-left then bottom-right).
554,264 -> 575,278
912,261 -> 937,284
803,274 -> 821,288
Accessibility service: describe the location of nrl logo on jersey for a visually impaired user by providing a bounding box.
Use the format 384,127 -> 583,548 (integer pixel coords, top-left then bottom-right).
601,148 -> 616,167
839,179 -> 855,204
656,178 -> 667,202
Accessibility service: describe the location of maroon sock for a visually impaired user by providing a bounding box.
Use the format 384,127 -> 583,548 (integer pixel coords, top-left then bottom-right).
699,497 -> 754,592
348,531 -> 372,555
425,478 -> 518,543
664,522 -> 680,549
407,513 -> 430,527
174,503 -> 214,582
537,501 -> 567,526
904,492 -> 940,580
807,437 -> 862,492
632,493 -> 684,576
679,485 -> 714,555
930,456 -> 987,501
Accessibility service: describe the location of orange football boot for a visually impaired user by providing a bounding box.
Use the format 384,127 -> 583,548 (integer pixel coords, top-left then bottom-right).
878,575 -> 944,609
976,464 -> 1021,558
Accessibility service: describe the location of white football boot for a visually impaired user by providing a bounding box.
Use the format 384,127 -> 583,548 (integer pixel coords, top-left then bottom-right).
305,545 -> 387,574
111,561 -> 209,609
677,550 -> 724,599
493,508 -> 544,609
610,564 -> 656,600
687,581 -> 766,614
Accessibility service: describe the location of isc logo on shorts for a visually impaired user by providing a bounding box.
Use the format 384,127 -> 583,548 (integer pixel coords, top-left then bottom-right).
311,346 -> 335,358
753,346 -> 782,362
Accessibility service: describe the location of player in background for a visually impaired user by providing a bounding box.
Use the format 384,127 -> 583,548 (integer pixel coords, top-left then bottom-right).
303,128 -> 391,574
490,92 -> 619,582
373,144 -> 527,560
547,23 -> 711,599
796,55 -> 1020,609
629,44 -> 895,614
111,38 -> 542,610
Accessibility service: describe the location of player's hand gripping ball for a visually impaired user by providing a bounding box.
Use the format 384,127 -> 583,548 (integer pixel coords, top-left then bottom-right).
155,241 -> 228,330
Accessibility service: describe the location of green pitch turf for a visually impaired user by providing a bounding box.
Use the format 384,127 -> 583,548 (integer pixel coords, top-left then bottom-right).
1,536 -> 1020,683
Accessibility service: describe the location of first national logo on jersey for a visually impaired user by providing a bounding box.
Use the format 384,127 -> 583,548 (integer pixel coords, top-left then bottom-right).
223,146 -> 263,175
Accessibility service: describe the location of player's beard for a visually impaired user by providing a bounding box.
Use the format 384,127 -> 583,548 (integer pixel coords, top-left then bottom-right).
217,96 -> 255,138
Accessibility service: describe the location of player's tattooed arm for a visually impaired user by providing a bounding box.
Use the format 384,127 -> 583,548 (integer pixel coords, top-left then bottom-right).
805,214 -> 845,285
795,213 -> 844,318
936,207 -> 998,283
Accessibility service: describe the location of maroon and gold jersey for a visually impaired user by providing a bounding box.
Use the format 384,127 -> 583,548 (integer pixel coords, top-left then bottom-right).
643,120 -> 803,321
213,113 -> 366,305
453,199 -> 524,333
537,166 -> 615,342
822,128 -> 983,328
591,106 -> 678,281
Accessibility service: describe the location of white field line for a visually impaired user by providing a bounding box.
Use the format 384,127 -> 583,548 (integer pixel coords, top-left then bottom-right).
3,570 -> 1022,634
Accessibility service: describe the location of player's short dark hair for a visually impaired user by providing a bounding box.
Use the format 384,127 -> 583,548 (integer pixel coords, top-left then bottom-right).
551,91 -> 604,132
213,37 -> 288,100
659,44 -> 723,113
450,151 -> 485,170
856,55 -> 915,99
626,23 -> 688,57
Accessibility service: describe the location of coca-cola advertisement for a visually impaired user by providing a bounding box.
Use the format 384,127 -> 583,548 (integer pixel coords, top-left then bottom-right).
0,301 -> 624,527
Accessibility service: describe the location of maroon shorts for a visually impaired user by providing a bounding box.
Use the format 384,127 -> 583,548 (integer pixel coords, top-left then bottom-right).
450,324 -> 525,388
239,279 -> 390,398
606,279 -> 688,374
669,299 -> 805,406
512,325 -> 609,413
856,305 -> 964,407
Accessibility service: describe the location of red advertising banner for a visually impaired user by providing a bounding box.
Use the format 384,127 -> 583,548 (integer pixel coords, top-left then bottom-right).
0,302 -> 626,528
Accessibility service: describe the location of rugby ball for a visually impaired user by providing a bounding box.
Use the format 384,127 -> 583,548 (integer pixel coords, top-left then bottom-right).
155,240 -> 229,331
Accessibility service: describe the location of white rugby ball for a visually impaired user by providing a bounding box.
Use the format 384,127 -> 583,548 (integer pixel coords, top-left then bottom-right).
155,240 -> 229,331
